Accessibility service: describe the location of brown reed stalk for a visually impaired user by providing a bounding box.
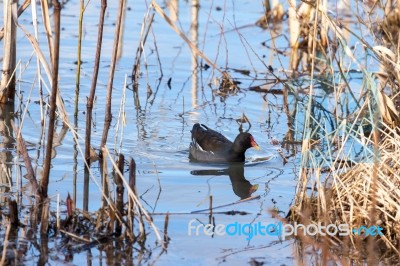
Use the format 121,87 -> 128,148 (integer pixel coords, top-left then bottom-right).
38,234 -> 49,264
163,212 -> 169,248
0,0 -> 30,41
114,153 -> 125,236
0,0 -> 17,103
41,0 -> 61,199
100,0 -> 125,149
41,0 -> 54,68
40,200 -> 50,234
0,222 -> 12,265
127,157 -> 136,238
83,171 -> 89,210
9,200 -> 19,227
84,0 -> 107,167
263,0 -> 271,13
367,111 -> 380,264
129,157 -> 136,196
101,153 -> 110,207
116,0 -> 126,60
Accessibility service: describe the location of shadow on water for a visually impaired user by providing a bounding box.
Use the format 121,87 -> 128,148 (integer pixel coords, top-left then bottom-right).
190,163 -> 258,200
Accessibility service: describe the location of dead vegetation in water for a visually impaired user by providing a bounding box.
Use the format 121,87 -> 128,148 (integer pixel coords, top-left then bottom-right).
0,151 -> 168,264
0,0 -> 169,263
289,125 -> 400,260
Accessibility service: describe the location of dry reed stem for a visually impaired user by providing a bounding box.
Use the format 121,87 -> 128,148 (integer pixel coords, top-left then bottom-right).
40,199 -> 50,234
132,9 -> 154,82
41,0 -> 61,199
116,0 -> 126,60
0,0 -> 17,102
0,222 -> 12,265
59,229 -> 92,243
30,0 -> 45,127
100,0 -> 125,149
0,0 -> 30,41
101,152 -> 110,207
115,75 -> 127,153
74,0 -> 86,117
152,0 -> 223,75
114,153 -> 125,236
163,212 -> 169,248
40,0 -> 54,67
288,0 -> 300,70
85,0 -> 107,166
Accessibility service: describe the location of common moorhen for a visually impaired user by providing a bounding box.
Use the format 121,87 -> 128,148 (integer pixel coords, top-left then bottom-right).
189,123 -> 260,162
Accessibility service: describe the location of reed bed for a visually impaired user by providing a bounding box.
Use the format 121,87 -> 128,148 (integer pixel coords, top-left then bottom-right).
285,0 -> 400,262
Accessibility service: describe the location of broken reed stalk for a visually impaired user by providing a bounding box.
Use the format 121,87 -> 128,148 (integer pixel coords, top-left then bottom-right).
0,0 -> 17,103
11,121 -> 40,199
104,148 -> 164,246
163,212 -> 169,248
84,0 -> 107,167
132,11 -> 155,82
100,0 -> 125,149
41,0 -> 61,199
101,153 -> 110,207
75,0 -> 85,118
114,153 -> 125,236
127,157 -> 136,234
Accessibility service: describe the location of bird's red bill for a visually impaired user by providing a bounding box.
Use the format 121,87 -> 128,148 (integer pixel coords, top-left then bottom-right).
250,136 -> 261,150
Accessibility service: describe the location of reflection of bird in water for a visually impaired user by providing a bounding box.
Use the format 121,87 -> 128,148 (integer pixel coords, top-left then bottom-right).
190,163 -> 258,199
227,164 -> 258,199
189,123 -> 260,163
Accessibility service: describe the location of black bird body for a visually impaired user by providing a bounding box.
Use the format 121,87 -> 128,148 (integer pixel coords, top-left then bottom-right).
189,123 -> 260,162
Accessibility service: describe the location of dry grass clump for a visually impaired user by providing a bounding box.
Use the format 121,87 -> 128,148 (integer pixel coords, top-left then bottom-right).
290,94 -> 400,260
290,132 -> 400,263
327,126 -> 400,244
